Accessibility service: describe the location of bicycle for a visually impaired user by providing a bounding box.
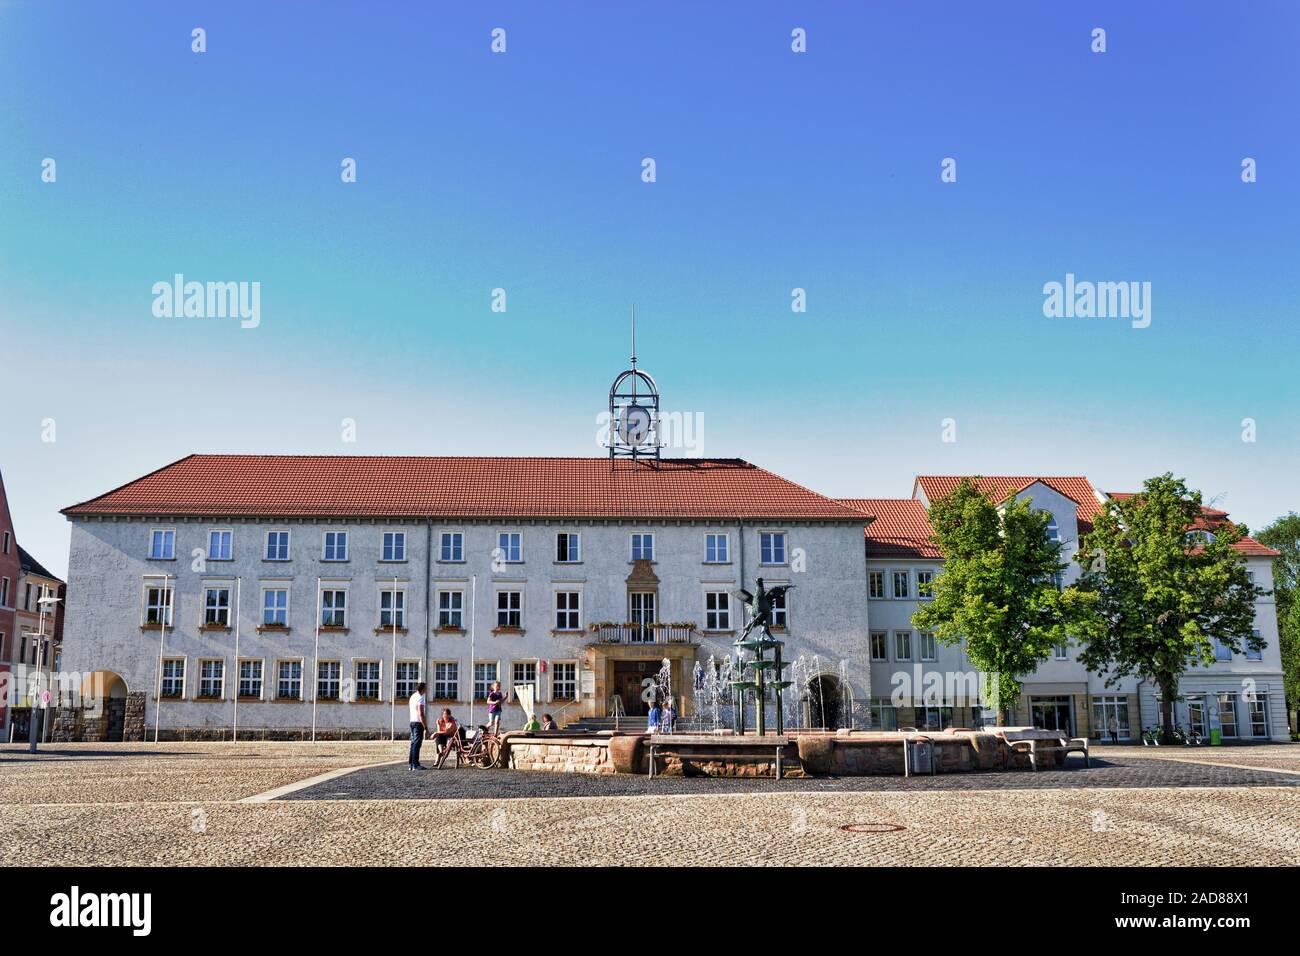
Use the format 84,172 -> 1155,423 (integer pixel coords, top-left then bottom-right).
1141,726 -> 1162,746
434,724 -> 502,769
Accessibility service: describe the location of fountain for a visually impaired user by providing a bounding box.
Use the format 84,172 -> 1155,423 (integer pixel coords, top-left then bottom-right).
729,579 -> 796,735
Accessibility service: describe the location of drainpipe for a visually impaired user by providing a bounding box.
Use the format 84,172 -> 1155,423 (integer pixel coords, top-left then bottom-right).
424,519 -> 432,683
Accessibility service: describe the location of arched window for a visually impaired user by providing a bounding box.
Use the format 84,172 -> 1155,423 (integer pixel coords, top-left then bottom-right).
1038,511 -> 1060,543
1185,530 -> 1216,546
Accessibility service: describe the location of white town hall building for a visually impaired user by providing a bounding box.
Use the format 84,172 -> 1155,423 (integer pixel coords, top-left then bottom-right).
57,458 -> 1289,742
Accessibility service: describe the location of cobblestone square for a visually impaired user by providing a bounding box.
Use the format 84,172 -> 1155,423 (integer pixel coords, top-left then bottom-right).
2,741 -> 1298,866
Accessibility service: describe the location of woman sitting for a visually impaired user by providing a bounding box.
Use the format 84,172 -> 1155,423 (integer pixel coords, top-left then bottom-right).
434,708 -> 459,756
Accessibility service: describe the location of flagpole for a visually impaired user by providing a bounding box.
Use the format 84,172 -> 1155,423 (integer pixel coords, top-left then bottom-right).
232,576 -> 241,742
311,576 -> 320,742
390,575 -> 398,741
469,574 -> 477,728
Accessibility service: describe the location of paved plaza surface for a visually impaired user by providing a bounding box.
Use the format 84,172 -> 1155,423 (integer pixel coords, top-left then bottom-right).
2,741 -> 1298,867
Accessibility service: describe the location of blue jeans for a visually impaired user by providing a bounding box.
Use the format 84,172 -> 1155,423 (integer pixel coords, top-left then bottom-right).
409,722 -> 425,767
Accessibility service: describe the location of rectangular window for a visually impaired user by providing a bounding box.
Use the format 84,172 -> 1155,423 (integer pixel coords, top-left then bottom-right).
1213,638 -> 1233,662
265,530 -> 290,561
149,529 -> 175,560
496,591 -> 522,628
760,532 -> 787,565
1246,629 -> 1263,661
1054,642 -> 1069,661
238,660 -> 263,699
555,591 -> 581,630
379,589 -> 405,628
512,661 -> 538,701
437,590 -> 464,629
892,571 -> 910,599
321,589 -> 347,628
497,532 -> 522,563
629,591 -> 656,642
262,588 -> 288,626
631,533 -> 654,561
894,631 -> 912,662
705,591 -> 731,631
1,531 -> 7,554
916,570 -> 935,598
207,529 -> 233,561
555,533 -> 580,563
2,578 -> 9,607
24,583 -> 31,610
440,532 -> 464,562
317,661 -> 341,700
705,533 -> 729,563
395,661 -> 420,700
1090,695 -> 1130,739
919,633 -> 937,662
771,588 -> 788,628
323,531 -> 348,562
145,585 -> 174,626
474,661 -> 499,700
204,587 -> 231,627
198,660 -> 225,699
870,632 -> 888,661
381,532 -> 406,562
1217,692 -> 1238,737
870,697 -> 898,731
1248,694 -> 1269,737
161,658 -> 185,698
552,662 -> 577,701
277,661 -> 303,700
1187,696 -> 1207,737
917,706 -> 954,732
433,662 -> 459,700
355,662 -> 380,701
868,571 -> 885,600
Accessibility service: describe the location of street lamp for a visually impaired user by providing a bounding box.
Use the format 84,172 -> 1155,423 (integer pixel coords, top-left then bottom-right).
28,593 -> 63,753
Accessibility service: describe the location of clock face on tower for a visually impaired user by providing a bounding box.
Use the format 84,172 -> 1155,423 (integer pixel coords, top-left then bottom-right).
618,404 -> 653,445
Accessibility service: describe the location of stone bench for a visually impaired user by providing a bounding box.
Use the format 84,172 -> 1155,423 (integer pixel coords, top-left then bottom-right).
1008,736 -> 1090,771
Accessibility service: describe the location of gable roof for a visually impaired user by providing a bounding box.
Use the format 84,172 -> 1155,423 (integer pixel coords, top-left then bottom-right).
838,498 -> 940,558
1103,492 -> 1279,558
61,455 -> 869,522
17,545 -> 63,584
913,475 -> 1104,537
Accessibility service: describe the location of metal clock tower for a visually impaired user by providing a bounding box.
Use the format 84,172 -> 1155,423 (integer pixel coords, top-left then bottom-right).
607,305 -> 661,469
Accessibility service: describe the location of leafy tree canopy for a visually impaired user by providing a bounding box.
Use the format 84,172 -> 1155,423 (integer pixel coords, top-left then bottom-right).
1072,473 -> 1262,738
911,478 -> 1094,712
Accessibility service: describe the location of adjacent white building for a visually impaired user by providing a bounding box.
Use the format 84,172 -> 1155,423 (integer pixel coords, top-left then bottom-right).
843,476 -> 1289,742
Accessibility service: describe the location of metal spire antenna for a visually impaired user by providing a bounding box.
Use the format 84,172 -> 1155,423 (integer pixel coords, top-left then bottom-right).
607,303 -> 660,469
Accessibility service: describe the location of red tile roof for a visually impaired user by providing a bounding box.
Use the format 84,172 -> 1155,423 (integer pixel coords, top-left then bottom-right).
914,476 -> 1104,537
1104,492 -> 1280,557
838,498 -> 940,558
62,455 -> 870,521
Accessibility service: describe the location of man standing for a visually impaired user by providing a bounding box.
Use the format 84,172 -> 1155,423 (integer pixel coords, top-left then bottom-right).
409,681 -> 429,770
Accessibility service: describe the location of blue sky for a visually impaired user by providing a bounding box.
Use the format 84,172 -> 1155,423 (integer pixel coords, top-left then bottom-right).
2,1 -> 1298,578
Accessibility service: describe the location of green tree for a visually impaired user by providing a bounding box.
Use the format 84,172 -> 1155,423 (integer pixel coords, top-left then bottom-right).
1072,474 -> 1263,742
911,479 -> 1093,718
1256,513 -> 1300,731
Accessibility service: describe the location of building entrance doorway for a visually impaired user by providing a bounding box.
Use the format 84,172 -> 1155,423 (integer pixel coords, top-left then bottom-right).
611,660 -> 660,716
1030,696 -> 1073,735
807,674 -> 844,730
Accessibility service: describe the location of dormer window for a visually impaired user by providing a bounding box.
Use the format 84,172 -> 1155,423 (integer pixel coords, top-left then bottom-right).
1185,530 -> 1216,545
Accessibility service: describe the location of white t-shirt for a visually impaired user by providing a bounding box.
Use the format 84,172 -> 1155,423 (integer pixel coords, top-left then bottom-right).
409,692 -> 426,724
